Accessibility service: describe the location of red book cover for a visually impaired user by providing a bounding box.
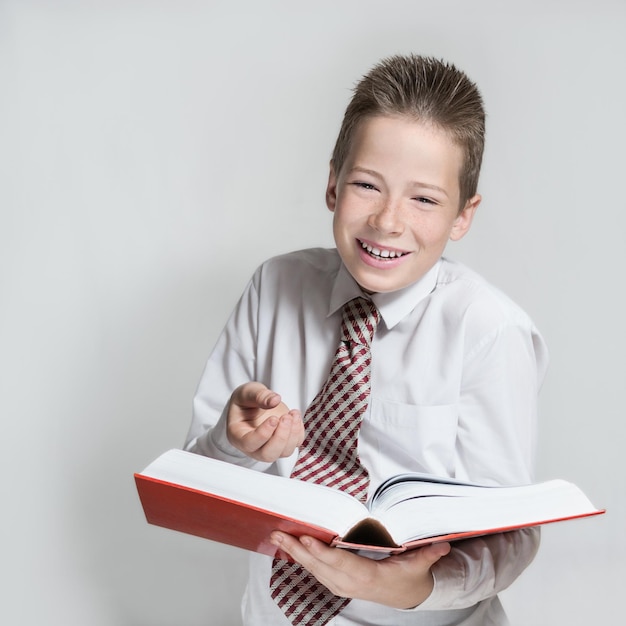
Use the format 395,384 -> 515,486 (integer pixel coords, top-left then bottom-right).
135,473 -> 337,558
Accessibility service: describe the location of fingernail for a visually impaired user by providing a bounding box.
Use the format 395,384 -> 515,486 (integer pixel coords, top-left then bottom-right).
269,392 -> 281,405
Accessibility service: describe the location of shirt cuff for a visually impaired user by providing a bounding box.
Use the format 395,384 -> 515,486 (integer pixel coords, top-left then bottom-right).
412,558 -> 464,611
186,406 -> 271,471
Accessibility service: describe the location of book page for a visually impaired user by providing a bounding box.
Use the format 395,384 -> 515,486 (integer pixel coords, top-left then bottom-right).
140,449 -> 369,536
371,479 -> 601,545
371,475 -> 502,512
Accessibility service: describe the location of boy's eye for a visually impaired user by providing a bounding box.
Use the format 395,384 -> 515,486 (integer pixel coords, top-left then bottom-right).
351,182 -> 378,191
413,196 -> 437,205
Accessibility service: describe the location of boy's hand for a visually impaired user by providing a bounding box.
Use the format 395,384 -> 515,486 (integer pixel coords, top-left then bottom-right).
227,382 -> 305,462
270,531 -> 451,609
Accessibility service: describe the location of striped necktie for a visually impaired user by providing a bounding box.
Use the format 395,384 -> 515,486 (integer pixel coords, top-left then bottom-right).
270,297 -> 380,625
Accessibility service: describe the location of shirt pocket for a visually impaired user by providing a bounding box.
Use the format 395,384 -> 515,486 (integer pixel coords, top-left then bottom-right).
362,397 -> 459,478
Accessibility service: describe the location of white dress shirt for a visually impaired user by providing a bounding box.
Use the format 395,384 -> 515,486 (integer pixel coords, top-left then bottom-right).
185,248 -> 549,626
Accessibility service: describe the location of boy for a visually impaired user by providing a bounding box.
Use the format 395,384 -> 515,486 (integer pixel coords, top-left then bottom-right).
185,55 -> 548,626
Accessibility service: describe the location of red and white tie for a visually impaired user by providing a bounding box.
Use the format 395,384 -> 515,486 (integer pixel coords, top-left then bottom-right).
270,297 -> 380,626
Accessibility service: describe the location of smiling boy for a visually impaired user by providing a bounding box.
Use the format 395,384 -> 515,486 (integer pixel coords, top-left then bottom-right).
186,55 -> 548,626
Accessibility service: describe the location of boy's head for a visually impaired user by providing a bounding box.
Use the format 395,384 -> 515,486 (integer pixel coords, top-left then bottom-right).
331,54 -> 485,207
325,54 -> 484,294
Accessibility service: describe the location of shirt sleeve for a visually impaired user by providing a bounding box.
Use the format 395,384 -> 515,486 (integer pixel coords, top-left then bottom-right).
417,528 -> 540,611
416,320 -> 549,610
184,274 -> 271,471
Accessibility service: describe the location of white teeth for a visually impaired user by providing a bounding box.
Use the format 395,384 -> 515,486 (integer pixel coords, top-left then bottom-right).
360,240 -> 404,259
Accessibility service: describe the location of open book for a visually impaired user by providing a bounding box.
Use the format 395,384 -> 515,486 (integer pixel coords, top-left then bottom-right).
135,449 -> 604,557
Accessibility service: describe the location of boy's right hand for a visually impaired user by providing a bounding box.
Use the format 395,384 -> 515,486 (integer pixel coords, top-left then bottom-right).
226,382 -> 305,463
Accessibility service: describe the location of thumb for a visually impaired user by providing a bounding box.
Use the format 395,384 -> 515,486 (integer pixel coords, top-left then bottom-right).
233,382 -> 281,410
420,542 -> 451,566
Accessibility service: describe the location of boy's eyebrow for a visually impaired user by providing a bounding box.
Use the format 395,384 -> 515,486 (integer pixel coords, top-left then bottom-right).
411,182 -> 449,198
350,166 -> 383,179
350,166 -> 449,198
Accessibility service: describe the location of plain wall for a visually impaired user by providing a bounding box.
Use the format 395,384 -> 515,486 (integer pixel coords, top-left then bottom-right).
1,1 -> 624,624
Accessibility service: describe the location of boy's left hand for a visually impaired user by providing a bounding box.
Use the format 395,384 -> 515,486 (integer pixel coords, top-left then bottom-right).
270,531 -> 450,609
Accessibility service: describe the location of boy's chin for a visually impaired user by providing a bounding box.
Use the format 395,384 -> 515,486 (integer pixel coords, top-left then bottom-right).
350,263 -> 434,295
352,272 -> 413,295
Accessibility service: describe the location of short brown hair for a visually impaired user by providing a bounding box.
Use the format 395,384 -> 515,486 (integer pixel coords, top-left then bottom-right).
331,54 -> 485,206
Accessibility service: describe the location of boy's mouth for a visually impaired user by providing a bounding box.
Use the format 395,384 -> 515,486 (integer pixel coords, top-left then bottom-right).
358,239 -> 409,260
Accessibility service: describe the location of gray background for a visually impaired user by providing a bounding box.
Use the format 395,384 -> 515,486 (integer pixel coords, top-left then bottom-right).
1,1 -> 624,624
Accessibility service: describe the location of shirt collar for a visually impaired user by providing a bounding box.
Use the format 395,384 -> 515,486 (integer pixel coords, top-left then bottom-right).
328,259 -> 441,330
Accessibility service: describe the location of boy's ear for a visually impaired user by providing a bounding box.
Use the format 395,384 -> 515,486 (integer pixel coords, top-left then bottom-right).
450,194 -> 481,241
325,162 -> 338,212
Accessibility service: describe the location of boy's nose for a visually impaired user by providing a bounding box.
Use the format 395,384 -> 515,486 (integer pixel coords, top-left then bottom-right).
368,202 -> 404,235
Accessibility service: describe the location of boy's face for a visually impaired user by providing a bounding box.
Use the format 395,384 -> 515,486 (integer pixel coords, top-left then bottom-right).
327,115 -> 480,294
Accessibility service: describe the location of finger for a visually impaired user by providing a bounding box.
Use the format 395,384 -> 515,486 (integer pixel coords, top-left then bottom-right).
233,382 -> 282,410
272,532 -> 355,575
386,541 -> 451,572
253,412 -> 301,460
297,535 -> 354,569
276,410 -> 304,458
236,414 -> 280,454
420,542 -> 451,566
235,411 -> 297,459
255,389 -> 282,409
273,534 -> 369,599
270,532 -> 321,568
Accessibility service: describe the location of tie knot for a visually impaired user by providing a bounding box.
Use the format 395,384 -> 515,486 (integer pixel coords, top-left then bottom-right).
340,297 -> 380,346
